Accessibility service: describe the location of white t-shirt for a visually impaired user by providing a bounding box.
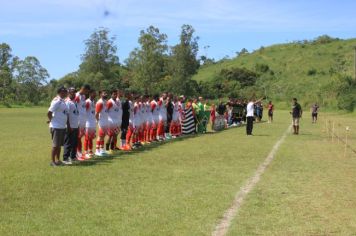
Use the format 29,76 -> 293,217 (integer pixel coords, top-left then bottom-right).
48,96 -> 68,129
66,98 -> 79,129
246,102 -> 254,117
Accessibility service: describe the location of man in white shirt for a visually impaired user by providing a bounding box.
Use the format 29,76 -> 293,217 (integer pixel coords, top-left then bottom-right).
246,97 -> 264,135
63,87 -> 79,164
47,86 -> 69,166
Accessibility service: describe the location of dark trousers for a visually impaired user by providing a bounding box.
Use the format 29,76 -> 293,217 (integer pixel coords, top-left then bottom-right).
246,116 -> 254,135
63,128 -> 79,160
121,122 -> 129,140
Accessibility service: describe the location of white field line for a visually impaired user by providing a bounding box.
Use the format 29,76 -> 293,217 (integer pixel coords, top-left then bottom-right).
212,125 -> 292,236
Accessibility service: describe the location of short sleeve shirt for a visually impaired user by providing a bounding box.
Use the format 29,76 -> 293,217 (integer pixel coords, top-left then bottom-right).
48,96 -> 68,129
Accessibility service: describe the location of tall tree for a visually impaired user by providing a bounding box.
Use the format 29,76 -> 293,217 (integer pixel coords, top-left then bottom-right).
79,28 -> 120,89
169,24 -> 200,95
0,43 -> 14,101
126,26 -> 168,93
14,56 -> 49,104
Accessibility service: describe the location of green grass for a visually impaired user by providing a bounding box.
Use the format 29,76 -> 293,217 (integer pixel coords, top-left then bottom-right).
1,108 -> 356,235
228,114 -> 356,235
193,38 -> 356,108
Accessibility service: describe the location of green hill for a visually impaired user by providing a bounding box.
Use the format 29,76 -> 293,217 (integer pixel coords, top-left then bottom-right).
193,37 -> 356,109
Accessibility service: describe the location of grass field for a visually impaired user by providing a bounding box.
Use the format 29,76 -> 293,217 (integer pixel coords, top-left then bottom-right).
1,108 -> 356,235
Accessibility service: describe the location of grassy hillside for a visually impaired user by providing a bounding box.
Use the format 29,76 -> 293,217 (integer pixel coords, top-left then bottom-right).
194,37 -> 356,109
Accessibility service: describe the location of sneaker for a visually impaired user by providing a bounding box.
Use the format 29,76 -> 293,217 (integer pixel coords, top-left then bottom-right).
107,150 -> 114,155
62,159 -> 72,165
100,149 -> 108,156
50,162 -> 59,167
172,135 -> 177,139
76,152 -> 82,159
95,150 -> 103,157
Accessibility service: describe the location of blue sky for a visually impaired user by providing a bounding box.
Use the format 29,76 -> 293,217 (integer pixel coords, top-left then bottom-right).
1,0 -> 356,80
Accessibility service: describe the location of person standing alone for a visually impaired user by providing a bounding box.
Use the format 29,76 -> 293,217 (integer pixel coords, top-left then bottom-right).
291,98 -> 302,134
311,103 -> 319,123
246,97 -> 264,135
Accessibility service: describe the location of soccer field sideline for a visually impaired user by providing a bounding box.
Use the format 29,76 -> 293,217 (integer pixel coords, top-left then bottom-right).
1,108 -> 356,235
212,124 -> 291,236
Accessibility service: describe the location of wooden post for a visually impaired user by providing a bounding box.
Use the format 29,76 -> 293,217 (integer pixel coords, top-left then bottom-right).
344,127 -> 350,158
332,121 -> 335,142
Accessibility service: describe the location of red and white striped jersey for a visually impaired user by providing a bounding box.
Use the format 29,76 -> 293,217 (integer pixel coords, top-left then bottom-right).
96,98 -> 109,127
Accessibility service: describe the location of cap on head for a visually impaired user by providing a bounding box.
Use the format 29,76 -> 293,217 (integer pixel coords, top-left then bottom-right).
57,86 -> 67,94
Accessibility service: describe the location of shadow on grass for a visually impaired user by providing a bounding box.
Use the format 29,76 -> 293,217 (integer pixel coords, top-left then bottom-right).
69,122 -> 266,167
70,133 -> 206,167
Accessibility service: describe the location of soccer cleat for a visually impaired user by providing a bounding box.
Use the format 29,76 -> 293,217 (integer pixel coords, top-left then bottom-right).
84,153 -> 91,159
76,152 -> 82,159
107,150 -> 114,155
77,156 -> 85,161
122,145 -> 132,151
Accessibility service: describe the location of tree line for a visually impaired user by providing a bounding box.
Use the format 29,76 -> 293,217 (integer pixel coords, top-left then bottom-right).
0,24 -> 264,107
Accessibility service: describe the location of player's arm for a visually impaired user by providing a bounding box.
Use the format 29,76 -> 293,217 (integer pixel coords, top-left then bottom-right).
107,100 -> 113,111
300,105 -> 303,117
47,99 -> 59,123
47,111 -> 53,124
95,102 -> 103,122
85,101 -> 90,111
151,102 -> 156,112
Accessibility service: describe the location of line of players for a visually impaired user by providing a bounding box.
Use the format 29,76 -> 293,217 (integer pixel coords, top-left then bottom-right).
74,85 -> 184,161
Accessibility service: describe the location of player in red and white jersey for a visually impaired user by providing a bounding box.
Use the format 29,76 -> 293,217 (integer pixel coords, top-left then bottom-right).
124,95 -> 138,148
115,90 -> 124,148
83,89 -> 96,160
74,84 -> 91,159
150,94 -> 160,142
106,89 -> 122,154
138,96 -> 147,145
144,95 -> 153,143
170,96 -> 181,138
95,90 -> 109,157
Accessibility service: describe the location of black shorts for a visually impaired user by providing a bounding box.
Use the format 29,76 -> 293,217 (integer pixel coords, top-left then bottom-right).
312,113 -> 318,118
268,110 -> 273,117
